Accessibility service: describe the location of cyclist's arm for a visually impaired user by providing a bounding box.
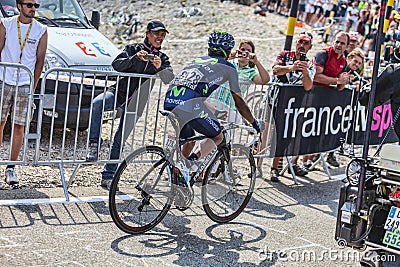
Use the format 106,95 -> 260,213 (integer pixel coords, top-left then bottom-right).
226,63 -> 255,123
232,92 -> 256,124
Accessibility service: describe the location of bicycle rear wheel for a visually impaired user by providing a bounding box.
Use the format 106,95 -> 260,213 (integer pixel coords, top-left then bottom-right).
202,144 -> 256,223
109,145 -> 173,234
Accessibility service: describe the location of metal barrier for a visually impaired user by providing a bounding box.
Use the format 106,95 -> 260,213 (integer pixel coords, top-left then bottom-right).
0,63 -> 272,202
2,63 -> 355,202
0,62 -> 35,165
34,68 -> 162,164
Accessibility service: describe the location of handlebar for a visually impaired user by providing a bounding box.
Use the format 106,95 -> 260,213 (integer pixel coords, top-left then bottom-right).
220,121 -> 259,147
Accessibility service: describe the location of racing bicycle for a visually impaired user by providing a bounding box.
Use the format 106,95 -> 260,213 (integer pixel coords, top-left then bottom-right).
109,110 -> 258,234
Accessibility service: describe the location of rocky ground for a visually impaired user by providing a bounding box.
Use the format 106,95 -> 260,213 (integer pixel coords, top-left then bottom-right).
79,0 -> 329,71
1,0 -> 349,191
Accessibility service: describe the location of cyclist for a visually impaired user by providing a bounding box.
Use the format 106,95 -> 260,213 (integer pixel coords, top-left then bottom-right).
163,30 -> 262,164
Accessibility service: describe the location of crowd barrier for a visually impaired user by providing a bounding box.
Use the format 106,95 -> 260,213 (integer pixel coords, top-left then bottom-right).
3,62 -> 391,202
0,63 -> 272,202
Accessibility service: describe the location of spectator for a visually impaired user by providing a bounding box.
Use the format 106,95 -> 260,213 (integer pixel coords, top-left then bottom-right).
298,0 -> 307,22
262,32 -> 316,182
365,5 -> 380,52
305,0 -> 316,25
313,31 -> 353,167
208,39 -> 270,124
345,48 -> 367,90
346,2 -> 360,32
0,0 -> 48,189
85,20 -> 174,190
252,0 -> 268,16
345,33 -> 365,77
345,33 -> 360,56
345,33 -> 361,56
359,3 -> 371,49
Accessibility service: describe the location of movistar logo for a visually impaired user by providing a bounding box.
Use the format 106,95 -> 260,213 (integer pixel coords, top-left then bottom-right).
203,85 -> 209,94
194,57 -> 218,65
170,86 -> 186,97
199,110 -> 208,118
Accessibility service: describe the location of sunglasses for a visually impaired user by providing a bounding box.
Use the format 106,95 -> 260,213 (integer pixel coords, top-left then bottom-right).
297,40 -> 311,45
20,2 -> 40,8
151,31 -> 166,38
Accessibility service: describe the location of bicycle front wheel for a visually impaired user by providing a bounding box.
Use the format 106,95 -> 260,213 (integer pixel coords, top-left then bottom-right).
202,144 -> 256,223
109,145 -> 173,234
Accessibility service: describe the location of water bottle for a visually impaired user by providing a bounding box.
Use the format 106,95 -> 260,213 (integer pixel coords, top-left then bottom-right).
176,160 -> 190,185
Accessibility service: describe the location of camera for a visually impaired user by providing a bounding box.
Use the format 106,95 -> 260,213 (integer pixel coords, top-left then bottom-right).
144,54 -> 155,60
299,52 -> 307,61
238,51 -> 248,58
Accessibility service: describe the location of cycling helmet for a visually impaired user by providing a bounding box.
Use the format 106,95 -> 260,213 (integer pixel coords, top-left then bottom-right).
208,30 -> 235,57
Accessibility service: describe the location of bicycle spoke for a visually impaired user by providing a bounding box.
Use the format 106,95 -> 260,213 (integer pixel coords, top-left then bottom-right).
109,146 -> 173,234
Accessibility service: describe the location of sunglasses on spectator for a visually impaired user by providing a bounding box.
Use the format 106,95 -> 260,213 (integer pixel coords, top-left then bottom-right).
151,31 -> 166,38
297,40 -> 311,45
20,2 -> 40,8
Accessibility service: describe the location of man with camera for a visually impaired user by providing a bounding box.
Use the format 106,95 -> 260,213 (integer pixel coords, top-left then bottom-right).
265,31 -> 316,182
86,20 -> 174,190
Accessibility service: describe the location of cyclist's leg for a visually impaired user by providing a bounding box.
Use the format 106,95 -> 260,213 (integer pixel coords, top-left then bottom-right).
179,123 -> 196,158
189,111 -> 223,159
174,102 -> 223,160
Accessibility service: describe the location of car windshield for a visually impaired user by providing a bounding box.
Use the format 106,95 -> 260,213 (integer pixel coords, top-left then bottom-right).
0,0 -> 91,28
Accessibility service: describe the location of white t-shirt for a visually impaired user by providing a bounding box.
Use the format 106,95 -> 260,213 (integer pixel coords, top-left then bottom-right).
0,16 -> 47,85
346,6 -> 359,23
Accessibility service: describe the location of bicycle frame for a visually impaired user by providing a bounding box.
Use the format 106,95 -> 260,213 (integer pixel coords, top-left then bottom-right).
162,110 -> 257,188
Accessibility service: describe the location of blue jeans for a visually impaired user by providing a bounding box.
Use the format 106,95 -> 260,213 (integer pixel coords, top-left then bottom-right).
97,83 -> 153,180
88,91 -> 124,180
88,91 -> 118,144
102,109 -> 125,180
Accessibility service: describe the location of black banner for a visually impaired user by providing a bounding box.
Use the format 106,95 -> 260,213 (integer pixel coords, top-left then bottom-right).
272,85 -> 399,157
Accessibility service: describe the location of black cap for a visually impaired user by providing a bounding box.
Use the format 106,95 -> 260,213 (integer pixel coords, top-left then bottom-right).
147,20 -> 169,33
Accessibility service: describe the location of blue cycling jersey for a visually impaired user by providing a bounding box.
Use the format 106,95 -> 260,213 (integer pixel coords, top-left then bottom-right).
164,55 -> 241,138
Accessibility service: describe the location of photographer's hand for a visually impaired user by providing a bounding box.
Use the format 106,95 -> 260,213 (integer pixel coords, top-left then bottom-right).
137,50 -> 147,61
298,61 -> 308,73
152,55 -> 162,69
292,60 -> 303,71
249,53 -> 258,63
229,50 -> 238,60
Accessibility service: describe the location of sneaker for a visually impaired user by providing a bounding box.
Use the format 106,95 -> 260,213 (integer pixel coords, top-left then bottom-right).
86,143 -> 99,162
5,168 -> 19,185
303,162 -> 312,170
288,165 -> 308,176
327,153 -> 340,167
100,179 -> 116,191
270,168 -> 280,182
256,167 -> 263,178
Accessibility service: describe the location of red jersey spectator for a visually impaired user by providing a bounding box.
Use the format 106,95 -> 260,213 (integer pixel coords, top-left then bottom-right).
312,31 -> 354,167
313,31 -> 353,90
